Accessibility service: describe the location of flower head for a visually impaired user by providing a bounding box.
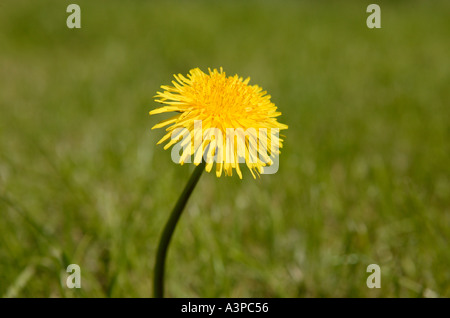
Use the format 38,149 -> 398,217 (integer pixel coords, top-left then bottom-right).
150,67 -> 288,179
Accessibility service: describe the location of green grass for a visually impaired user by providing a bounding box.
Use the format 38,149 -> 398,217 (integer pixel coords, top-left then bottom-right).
0,0 -> 449,297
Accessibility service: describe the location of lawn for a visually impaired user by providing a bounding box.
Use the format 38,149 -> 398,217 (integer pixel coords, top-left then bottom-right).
0,0 -> 449,297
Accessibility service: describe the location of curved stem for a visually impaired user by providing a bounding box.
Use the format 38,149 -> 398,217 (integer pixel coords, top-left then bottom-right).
153,161 -> 206,298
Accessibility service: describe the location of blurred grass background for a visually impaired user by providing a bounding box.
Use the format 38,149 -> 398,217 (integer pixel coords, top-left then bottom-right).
0,0 -> 449,297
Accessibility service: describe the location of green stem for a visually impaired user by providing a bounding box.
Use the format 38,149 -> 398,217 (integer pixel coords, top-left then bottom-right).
153,161 -> 206,298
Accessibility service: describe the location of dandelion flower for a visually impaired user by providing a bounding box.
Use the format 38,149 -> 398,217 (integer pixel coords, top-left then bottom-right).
150,67 -> 288,178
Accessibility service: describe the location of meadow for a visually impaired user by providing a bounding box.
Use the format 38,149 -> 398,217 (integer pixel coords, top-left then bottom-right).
0,0 -> 449,297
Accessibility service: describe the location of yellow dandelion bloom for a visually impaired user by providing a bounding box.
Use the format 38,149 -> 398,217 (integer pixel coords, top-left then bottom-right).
150,67 -> 288,179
